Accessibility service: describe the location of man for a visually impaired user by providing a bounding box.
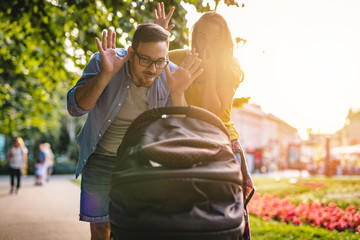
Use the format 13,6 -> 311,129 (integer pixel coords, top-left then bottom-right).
67,23 -> 202,239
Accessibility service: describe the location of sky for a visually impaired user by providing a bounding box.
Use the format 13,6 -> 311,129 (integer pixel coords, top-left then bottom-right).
182,0 -> 360,139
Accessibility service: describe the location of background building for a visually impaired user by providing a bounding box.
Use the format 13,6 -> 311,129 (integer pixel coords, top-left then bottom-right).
330,108 -> 360,175
337,108 -> 360,146
232,103 -> 301,173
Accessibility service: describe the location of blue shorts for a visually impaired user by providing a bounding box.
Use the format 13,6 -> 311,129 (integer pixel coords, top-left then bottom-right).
79,153 -> 117,223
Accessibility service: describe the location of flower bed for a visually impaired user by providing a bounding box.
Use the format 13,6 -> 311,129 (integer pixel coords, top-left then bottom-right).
248,192 -> 360,233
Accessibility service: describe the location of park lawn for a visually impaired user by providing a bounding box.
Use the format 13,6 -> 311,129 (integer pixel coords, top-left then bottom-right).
71,178 -> 81,186
249,215 -> 360,240
249,176 -> 360,238
251,176 -> 360,209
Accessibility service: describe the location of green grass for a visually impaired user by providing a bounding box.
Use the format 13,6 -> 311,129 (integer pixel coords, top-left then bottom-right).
249,215 -> 360,240
71,178 -> 81,186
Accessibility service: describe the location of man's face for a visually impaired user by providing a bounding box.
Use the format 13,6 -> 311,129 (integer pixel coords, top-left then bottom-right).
129,41 -> 168,88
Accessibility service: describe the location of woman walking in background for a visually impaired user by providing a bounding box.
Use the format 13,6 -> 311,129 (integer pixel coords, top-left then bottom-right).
8,137 -> 28,194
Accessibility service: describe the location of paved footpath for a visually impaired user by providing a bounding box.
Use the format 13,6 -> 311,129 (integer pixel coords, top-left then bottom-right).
0,174 -> 90,240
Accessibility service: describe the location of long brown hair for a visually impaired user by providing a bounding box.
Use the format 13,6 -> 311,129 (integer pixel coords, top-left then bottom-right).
191,12 -> 243,83
191,12 -> 234,62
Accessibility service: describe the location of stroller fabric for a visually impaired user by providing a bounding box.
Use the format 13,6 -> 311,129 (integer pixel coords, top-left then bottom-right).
110,106 -> 245,240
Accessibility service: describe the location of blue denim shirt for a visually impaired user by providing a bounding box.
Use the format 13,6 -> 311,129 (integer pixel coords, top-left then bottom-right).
67,48 -> 177,178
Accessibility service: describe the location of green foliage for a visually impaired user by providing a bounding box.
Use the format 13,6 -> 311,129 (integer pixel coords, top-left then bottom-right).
250,215 -> 360,240
0,0 -> 241,156
0,0 -> 73,138
0,158 -> 9,174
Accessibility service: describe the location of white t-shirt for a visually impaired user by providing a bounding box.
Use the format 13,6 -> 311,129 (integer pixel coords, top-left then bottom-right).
44,149 -> 55,167
10,147 -> 28,169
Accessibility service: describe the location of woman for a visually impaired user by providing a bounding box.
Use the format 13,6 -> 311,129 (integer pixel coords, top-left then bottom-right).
155,4 -> 254,239
8,137 -> 28,194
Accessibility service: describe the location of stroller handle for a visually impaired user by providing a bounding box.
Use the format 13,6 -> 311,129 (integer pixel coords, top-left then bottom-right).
127,106 -> 228,136
116,106 -> 229,158
155,106 -> 191,116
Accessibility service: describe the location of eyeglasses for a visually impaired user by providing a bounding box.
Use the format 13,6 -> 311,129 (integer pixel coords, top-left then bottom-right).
133,49 -> 169,69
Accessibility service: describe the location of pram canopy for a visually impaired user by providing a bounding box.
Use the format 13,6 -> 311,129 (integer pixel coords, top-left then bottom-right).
110,106 -> 245,240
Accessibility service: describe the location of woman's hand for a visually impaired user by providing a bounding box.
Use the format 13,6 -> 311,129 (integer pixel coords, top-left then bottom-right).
154,2 -> 175,32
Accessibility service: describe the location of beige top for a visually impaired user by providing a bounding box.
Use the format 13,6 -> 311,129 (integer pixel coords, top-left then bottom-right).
95,81 -> 148,156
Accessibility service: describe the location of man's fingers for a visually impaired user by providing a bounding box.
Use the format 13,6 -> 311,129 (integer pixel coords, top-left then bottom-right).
107,28 -> 113,50
191,68 -> 204,81
165,66 -> 172,81
189,57 -> 202,75
182,52 -> 200,71
95,37 -> 104,56
112,30 -> 116,49
180,52 -> 192,69
102,30 -> 107,50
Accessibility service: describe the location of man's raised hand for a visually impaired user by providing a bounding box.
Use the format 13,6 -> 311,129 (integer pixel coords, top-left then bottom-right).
165,49 -> 203,95
95,28 -> 130,76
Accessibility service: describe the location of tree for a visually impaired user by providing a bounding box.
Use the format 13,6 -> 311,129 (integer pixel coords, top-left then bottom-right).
0,0 -> 241,154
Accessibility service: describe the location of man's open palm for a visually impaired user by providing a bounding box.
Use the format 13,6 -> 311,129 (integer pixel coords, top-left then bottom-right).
95,28 -> 130,76
166,50 -> 203,94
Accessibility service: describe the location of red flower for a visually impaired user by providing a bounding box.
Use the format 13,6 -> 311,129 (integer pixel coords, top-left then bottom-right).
248,193 -> 360,233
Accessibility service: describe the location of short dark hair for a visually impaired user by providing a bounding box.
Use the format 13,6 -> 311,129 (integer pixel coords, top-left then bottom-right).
132,23 -> 170,50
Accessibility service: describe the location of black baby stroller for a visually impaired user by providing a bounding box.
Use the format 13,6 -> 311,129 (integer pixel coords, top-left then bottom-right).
109,106 -> 245,240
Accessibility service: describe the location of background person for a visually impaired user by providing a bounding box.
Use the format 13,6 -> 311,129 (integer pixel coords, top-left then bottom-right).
34,159 -> 43,186
8,137 -> 28,194
67,23 -> 203,239
43,142 -> 55,182
36,143 -> 46,186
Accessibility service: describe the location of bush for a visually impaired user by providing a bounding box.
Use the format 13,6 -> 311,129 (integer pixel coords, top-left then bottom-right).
0,159 -> 9,174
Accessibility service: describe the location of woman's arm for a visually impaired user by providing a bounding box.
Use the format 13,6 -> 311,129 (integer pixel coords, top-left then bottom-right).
201,55 -> 243,116
22,148 -> 28,170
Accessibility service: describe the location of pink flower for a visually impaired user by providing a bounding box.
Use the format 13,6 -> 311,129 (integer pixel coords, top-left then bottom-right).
248,193 -> 360,233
